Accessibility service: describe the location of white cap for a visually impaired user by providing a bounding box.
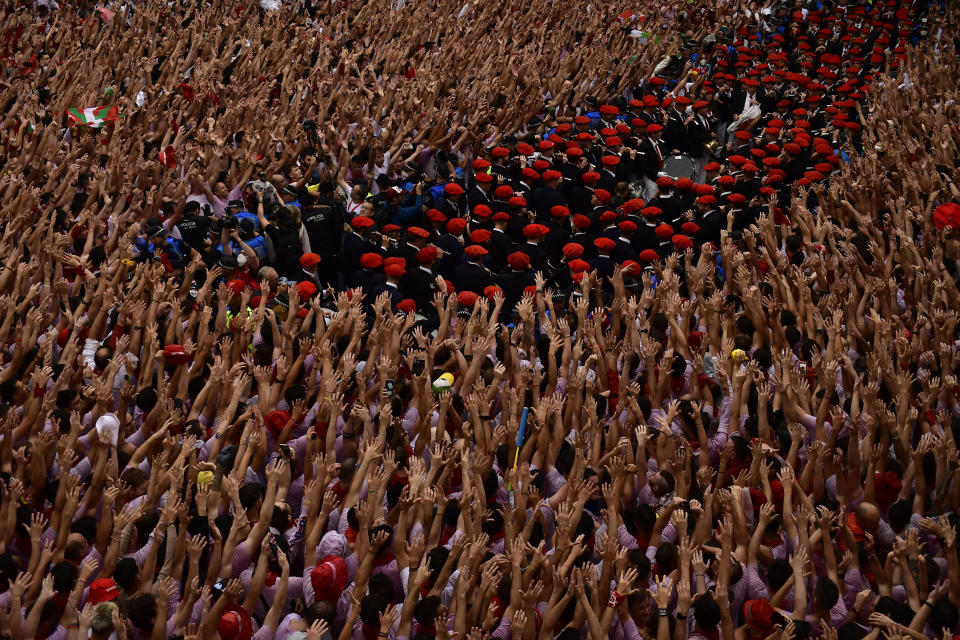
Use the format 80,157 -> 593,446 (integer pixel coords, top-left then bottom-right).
95,413 -> 120,447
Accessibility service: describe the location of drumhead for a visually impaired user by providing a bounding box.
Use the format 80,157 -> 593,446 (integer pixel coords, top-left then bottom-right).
661,154 -> 697,180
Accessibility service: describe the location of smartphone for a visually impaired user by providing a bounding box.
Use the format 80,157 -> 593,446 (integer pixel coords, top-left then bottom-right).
212,579 -> 225,595
278,444 -> 291,458
384,379 -> 395,395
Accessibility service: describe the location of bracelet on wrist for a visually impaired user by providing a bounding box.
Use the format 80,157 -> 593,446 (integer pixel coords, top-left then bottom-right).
676,612 -> 687,620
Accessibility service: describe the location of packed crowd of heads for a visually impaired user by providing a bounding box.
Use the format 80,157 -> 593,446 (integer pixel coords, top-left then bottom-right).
2,0 -> 960,639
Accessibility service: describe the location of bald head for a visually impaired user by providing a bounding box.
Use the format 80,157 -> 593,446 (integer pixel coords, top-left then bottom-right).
855,501 -> 882,532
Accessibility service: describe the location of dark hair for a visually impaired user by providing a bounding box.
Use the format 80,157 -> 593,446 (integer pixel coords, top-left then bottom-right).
814,577 -> 840,610
693,592 -> 722,629
125,593 -> 158,630
359,593 -> 387,626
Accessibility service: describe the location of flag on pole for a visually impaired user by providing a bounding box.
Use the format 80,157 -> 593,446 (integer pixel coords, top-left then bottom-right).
66,105 -> 121,128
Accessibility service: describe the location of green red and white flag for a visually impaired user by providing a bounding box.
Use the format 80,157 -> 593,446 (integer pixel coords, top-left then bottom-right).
66,105 -> 121,128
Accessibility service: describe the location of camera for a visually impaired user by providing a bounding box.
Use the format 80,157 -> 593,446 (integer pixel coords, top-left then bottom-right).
251,171 -> 272,193
221,215 -> 238,230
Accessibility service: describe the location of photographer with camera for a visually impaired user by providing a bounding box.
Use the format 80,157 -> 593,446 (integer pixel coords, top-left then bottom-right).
254,186 -> 311,280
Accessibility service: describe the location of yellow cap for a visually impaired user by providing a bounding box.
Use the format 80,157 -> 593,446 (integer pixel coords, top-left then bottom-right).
731,348 -> 747,361
197,470 -> 214,486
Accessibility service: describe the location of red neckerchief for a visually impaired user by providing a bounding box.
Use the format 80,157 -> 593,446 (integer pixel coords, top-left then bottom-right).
390,472 -> 409,486
360,622 -> 380,640
332,481 -> 349,500
699,627 -> 721,640
265,570 -> 278,587
373,550 -> 395,567
419,581 -> 433,599
635,534 -> 650,551
344,526 -> 358,544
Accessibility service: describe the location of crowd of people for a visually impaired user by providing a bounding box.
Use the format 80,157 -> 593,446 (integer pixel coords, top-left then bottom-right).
2,0 -> 960,639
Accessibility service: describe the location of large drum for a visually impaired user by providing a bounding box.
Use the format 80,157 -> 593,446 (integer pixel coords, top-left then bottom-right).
661,154 -> 697,181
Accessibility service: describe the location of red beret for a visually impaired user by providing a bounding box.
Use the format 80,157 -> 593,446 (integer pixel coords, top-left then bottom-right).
639,249 -> 660,262
446,218 -> 467,234
443,183 -> 465,196
494,185 -> 514,199
621,260 -> 642,275
491,146 -> 510,158
645,123 -> 664,134
727,193 -> 747,204
656,176 -> 675,188
582,172 -> 601,185
532,160 -> 550,171
599,210 -> 618,223
382,224 -> 402,234
601,155 -> 620,166
696,195 -> 717,205
473,158 -> 491,171
350,215 -> 374,229
672,234 -> 694,249
605,136 -> 622,147
395,299 -> 417,314
572,214 -> 591,230
469,229 -> 492,244
464,244 -> 488,259
542,170 -> 562,182
538,140 -> 555,151
384,263 -> 406,278
568,259 -> 591,273
508,196 -> 527,208
704,162 -> 722,172
562,242 -> 584,258
407,226 -> 429,239
550,205 -> 570,218
474,172 -> 493,184
473,204 -> 492,218
523,223 -> 549,239
360,253 -> 383,269
521,167 -> 540,181
599,104 -> 619,115
295,281 -> 318,301
619,220 -> 637,232
457,291 -> 479,308
492,211 -> 511,222
426,209 -> 446,222
642,206 -> 662,218
299,253 -> 322,268
516,143 -> 535,156
594,189 -> 611,204
574,115 -> 591,125
594,237 -> 616,252
655,223 -> 674,239
481,285 -> 502,301
507,251 -> 530,270
675,177 -> 694,191
681,222 -> 701,234
697,184 -> 715,195
416,246 -> 438,264
225,279 -> 246,296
